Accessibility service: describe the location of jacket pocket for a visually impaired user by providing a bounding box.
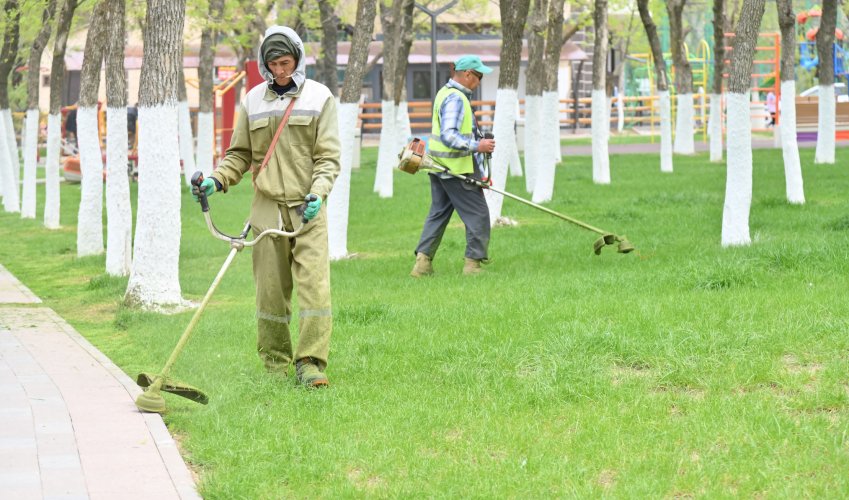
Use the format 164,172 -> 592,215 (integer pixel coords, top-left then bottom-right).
287,115 -> 314,145
249,117 -> 272,164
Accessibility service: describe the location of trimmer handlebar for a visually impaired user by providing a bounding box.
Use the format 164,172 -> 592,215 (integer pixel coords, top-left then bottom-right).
190,170 -> 312,248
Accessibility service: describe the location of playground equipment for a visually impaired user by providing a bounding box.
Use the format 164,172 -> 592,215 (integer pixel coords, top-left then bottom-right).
632,39 -> 712,143
797,4 -> 849,80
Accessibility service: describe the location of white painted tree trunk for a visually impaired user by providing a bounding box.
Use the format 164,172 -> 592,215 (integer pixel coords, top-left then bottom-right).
373,100 -> 396,198
591,89 -> 610,184
76,107 -> 104,256
43,113 -> 61,228
659,90 -> 673,173
523,95 -> 542,193
509,103 -> 523,177
21,109 -> 39,218
543,90 -> 562,164
4,110 -> 19,188
721,93 -> 753,247
125,104 -> 184,309
178,100 -> 197,185
488,89 -> 520,224
0,111 -> 18,213
105,106 -> 133,275
616,93 -> 625,132
814,84 -> 835,164
533,91 -> 560,203
396,100 -> 411,149
195,111 -> 214,176
779,80 -> 804,204
708,94 -> 723,162
328,102 -> 358,260
673,93 -> 695,154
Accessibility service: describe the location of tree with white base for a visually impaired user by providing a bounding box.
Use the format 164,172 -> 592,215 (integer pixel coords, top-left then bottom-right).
708,0 -> 725,162
0,0 -> 21,214
195,0 -> 223,178
125,0 -> 187,310
814,0 -> 837,165
44,0 -> 78,228
487,0 -> 530,225
668,0 -> 695,155
178,77 -> 198,188
591,0 -> 610,185
638,0 -> 673,173
328,0 -> 377,260
21,0 -> 57,219
523,0 -> 546,194
532,0 -> 566,204
373,0 -> 413,199
721,0 -> 766,248
776,0 -> 804,204
104,0 -> 133,276
76,0 -> 108,258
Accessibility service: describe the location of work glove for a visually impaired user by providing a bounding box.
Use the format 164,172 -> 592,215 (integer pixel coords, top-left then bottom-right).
192,178 -> 216,202
303,194 -> 322,221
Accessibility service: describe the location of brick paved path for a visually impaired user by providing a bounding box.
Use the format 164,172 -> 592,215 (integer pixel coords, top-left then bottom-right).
0,264 -> 200,499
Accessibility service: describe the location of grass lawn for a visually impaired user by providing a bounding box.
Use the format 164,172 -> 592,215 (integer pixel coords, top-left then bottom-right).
1,146 -> 848,497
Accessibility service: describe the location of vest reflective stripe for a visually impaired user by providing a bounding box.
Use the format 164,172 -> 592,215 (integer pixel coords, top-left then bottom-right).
428,87 -> 474,174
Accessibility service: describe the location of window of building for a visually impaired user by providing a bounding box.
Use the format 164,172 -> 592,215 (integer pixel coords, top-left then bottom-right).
412,71 -> 431,100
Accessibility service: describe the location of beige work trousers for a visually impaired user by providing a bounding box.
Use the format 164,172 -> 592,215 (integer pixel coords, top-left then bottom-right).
250,192 -> 332,373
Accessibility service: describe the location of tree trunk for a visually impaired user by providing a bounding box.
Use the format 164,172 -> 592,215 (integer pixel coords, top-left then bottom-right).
21,0 -> 57,219
393,0 -> 414,148
709,0 -> 725,162
814,0 -> 837,164
373,0 -> 403,198
105,0 -> 133,276
488,0 -> 530,225
0,0 -> 20,213
76,0 -> 108,257
721,0 -> 765,248
523,0 -> 546,194
329,0 -> 376,260
532,0 -> 565,203
668,0 -> 695,154
637,0 -> 672,172
43,0 -> 78,227
317,0 -> 339,95
591,0 -> 609,185
776,0 -> 803,204
178,71 -> 197,186
125,0 -> 187,309
197,0 -> 223,177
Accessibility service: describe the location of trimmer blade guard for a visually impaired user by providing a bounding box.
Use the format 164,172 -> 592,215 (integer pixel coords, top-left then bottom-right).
137,372 -> 209,405
593,234 -> 617,255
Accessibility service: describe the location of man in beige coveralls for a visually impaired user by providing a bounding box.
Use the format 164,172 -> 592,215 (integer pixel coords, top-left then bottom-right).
193,26 -> 340,387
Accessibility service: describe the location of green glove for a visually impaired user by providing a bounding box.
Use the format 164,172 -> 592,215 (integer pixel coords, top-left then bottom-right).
303,194 -> 322,220
192,178 -> 216,202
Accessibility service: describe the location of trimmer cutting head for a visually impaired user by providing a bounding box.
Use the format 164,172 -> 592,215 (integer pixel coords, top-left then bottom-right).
135,372 -> 209,413
594,234 -> 635,255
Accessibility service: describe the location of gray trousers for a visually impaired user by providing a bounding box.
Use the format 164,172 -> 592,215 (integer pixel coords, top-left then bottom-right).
414,173 -> 490,261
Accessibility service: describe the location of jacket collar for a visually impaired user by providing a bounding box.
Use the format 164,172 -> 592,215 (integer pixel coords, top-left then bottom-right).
447,79 -> 473,96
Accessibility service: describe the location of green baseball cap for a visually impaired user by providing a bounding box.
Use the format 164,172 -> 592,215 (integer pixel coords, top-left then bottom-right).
454,55 -> 493,74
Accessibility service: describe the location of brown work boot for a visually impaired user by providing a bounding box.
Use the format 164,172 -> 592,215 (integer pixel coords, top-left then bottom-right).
296,357 -> 329,388
410,252 -> 434,277
463,258 -> 483,275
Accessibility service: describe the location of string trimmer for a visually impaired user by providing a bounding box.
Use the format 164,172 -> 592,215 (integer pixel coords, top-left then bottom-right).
135,171 -> 318,413
397,137 -> 635,255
